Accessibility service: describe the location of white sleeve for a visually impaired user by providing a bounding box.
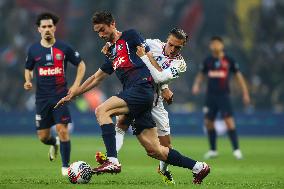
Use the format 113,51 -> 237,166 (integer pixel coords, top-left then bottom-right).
140,55 -> 174,83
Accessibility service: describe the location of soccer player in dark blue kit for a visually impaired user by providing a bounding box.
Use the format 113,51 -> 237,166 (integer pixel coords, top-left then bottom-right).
56,11 -> 210,184
192,36 -> 250,160
24,12 -> 86,175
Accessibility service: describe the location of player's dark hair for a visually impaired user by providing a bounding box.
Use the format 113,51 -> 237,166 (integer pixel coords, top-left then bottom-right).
92,11 -> 114,25
210,36 -> 223,43
36,12 -> 59,26
169,28 -> 188,44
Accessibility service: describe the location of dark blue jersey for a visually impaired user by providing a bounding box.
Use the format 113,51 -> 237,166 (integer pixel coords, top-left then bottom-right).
100,29 -> 153,89
201,54 -> 239,95
25,40 -> 82,100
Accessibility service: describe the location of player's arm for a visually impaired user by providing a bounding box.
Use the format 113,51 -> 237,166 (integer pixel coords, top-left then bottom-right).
76,69 -> 108,96
55,69 -> 108,108
68,61 -> 86,94
192,72 -> 205,95
137,46 -> 186,83
234,72 -> 250,105
24,69 -> 33,90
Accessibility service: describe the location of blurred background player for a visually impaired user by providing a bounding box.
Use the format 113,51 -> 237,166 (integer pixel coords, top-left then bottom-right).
56,11 -> 210,184
97,28 -> 188,184
192,36 -> 250,160
23,12 -> 86,175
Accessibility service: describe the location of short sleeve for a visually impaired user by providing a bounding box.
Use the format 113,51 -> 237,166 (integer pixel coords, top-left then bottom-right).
200,58 -> 208,74
228,57 -> 239,73
66,45 -> 82,66
25,48 -> 35,70
100,57 -> 114,75
129,29 -> 150,53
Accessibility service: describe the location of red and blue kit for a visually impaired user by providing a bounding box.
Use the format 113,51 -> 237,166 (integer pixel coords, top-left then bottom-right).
25,40 -> 82,129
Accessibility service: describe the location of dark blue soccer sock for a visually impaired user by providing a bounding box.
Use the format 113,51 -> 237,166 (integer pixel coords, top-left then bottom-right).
101,123 -> 117,158
165,148 -> 197,170
227,129 -> 239,150
207,129 -> 217,151
42,136 -> 56,145
60,141 -> 71,167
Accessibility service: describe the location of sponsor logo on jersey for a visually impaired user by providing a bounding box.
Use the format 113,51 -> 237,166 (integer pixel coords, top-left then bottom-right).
208,70 -> 227,78
113,56 -> 125,70
38,67 -> 63,76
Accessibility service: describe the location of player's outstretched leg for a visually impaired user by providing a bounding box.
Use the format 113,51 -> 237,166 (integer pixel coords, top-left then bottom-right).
137,128 -> 210,184
92,96 -> 129,175
95,126 -> 126,165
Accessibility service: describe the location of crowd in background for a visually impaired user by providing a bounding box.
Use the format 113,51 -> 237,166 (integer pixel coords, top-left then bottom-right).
0,0 -> 283,113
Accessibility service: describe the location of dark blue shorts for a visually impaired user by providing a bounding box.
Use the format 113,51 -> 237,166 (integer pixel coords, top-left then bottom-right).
204,94 -> 233,120
35,97 -> 71,130
116,83 -> 156,135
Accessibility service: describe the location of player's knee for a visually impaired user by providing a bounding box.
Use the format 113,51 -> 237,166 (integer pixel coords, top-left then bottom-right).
38,135 -> 50,144
95,105 -> 106,121
145,146 -> 162,159
56,127 -> 69,140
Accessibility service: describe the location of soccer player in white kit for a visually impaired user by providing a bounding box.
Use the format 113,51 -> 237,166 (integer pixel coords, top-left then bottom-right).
97,28 -> 199,184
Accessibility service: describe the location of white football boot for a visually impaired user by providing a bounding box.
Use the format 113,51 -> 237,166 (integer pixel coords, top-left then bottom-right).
204,150 -> 218,159
233,149 -> 243,160
48,136 -> 60,161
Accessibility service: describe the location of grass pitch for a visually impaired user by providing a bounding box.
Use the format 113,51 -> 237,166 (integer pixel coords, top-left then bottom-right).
0,136 -> 283,189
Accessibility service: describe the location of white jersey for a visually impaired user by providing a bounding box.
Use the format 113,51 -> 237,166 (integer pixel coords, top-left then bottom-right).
145,38 -> 186,84
141,39 -> 187,136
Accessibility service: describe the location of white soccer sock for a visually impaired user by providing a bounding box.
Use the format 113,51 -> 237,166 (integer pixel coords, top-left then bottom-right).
115,127 -> 125,152
192,161 -> 204,174
108,157 -> 119,165
159,161 -> 169,173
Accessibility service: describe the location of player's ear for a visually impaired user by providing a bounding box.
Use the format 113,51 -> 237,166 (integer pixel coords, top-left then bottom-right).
110,21 -> 116,28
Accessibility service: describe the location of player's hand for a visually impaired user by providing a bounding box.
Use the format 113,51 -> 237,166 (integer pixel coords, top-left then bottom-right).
162,88 -> 174,105
192,84 -> 200,95
243,93 -> 251,106
177,61 -> 187,73
54,94 -> 74,109
101,42 -> 111,56
136,46 -> 146,57
68,84 -> 79,96
24,81 -> 33,90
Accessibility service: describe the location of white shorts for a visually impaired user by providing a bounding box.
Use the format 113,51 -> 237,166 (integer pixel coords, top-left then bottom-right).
152,96 -> 170,136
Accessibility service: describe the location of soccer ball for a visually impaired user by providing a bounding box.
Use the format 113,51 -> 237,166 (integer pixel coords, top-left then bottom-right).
67,161 -> 93,184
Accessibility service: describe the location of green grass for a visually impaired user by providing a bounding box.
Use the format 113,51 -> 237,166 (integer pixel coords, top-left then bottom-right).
0,136 -> 283,189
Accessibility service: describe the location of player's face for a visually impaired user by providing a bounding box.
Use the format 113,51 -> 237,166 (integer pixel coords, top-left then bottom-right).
38,19 -> 56,41
93,22 -> 116,42
165,35 -> 185,57
209,40 -> 224,54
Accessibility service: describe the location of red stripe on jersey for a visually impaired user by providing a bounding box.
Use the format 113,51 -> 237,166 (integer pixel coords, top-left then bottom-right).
219,57 -> 229,89
52,47 -> 66,93
112,39 -> 133,70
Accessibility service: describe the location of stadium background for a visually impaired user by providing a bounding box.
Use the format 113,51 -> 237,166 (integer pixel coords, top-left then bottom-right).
0,0 -> 283,135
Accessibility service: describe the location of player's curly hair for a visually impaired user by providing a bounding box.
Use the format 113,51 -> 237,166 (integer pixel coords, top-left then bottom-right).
169,28 -> 188,45
92,11 -> 114,25
36,12 -> 59,26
